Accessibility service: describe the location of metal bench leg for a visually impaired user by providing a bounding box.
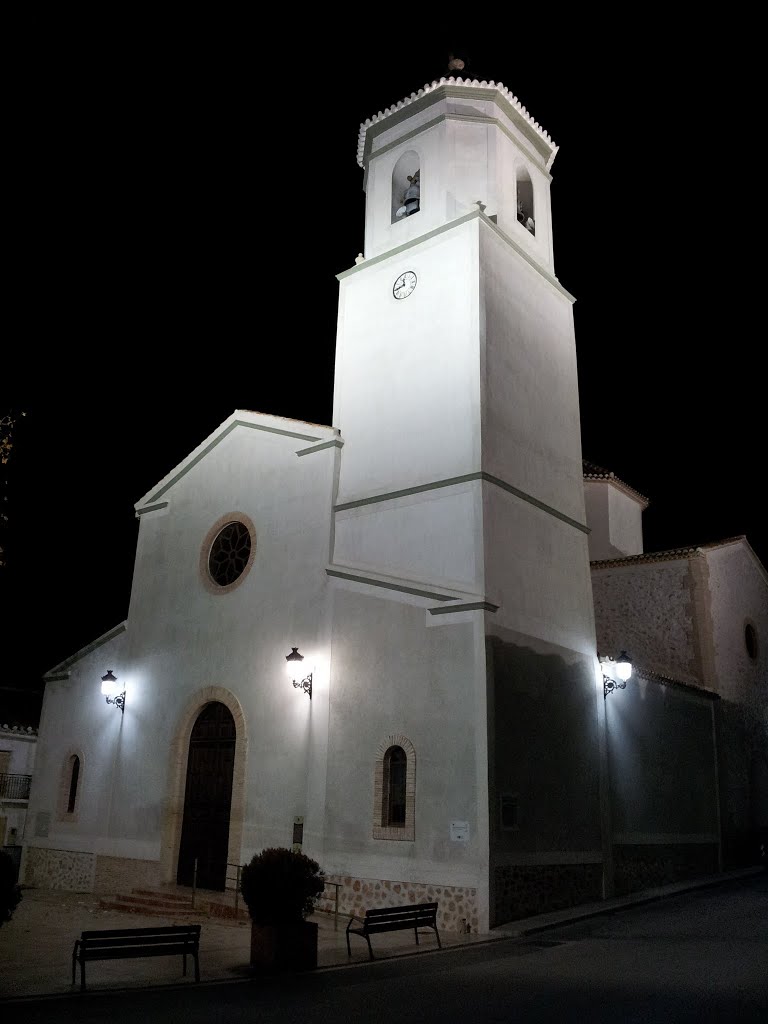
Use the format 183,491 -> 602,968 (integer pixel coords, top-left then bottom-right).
183,952 -> 187,977
194,953 -> 200,982
414,926 -> 420,945
433,926 -> 442,949
80,960 -> 86,993
71,944 -> 78,986
366,935 -> 374,961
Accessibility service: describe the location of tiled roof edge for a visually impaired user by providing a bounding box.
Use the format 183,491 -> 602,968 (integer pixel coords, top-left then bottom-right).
582,463 -> 649,508
591,536 -> 751,569
635,667 -> 719,700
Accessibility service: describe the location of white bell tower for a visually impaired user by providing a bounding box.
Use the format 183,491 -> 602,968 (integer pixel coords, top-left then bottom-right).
331,77 -> 594,656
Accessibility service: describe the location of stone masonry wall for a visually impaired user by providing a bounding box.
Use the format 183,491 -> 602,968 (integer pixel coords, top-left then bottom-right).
24,846 -> 95,891
493,863 -> 602,926
320,875 -> 478,934
613,843 -> 719,895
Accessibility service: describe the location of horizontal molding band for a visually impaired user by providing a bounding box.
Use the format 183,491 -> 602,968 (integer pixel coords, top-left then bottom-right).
296,438 -> 344,457
613,833 -> 719,846
326,567 -> 457,602
429,601 -> 499,616
335,471 -> 588,534
493,851 -> 603,866
135,502 -> 169,516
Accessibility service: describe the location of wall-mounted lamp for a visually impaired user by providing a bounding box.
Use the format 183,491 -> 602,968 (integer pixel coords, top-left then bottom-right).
600,651 -> 633,698
285,648 -> 312,700
101,670 -> 125,713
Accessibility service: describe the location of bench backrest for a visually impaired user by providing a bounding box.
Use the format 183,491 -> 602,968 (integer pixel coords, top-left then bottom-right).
79,925 -> 200,952
364,903 -> 437,926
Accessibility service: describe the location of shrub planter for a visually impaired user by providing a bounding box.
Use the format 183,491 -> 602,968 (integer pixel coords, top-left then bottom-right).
240,847 -> 325,974
250,919 -> 319,972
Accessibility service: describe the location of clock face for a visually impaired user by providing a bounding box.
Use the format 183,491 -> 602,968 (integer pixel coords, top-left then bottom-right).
393,271 -> 417,299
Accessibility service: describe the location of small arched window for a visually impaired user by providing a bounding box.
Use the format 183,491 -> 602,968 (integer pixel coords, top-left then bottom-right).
516,166 -> 535,236
392,151 -> 421,223
383,746 -> 407,826
373,734 -> 416,840
67,756 -> 80,813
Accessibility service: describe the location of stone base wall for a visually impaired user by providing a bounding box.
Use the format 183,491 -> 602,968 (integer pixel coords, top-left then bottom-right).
93,855 -> 160,893
24,846 -> 95,891
493,863 -> 602,927
613,843 -> 719,895
320,875 -> 478,934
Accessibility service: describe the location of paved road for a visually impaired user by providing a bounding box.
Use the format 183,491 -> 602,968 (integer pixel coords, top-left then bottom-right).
10,873 -> 768,1023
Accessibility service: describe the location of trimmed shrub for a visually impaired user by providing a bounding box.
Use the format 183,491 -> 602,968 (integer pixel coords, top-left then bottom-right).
240,847 -> 324,926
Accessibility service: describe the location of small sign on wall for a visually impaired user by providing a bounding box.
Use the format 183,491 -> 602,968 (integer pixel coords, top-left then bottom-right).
450,820 -> 470,842
292,815 -> 304,852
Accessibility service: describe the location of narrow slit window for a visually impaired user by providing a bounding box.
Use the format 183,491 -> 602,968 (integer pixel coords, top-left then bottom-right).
67,755 -> 80,814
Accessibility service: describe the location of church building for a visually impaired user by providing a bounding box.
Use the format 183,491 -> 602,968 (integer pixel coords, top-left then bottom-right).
21,75 -> 767,933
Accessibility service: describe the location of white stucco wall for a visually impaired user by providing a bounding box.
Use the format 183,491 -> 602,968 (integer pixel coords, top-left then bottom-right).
323,585 -> 487,893
480,223 -> 582,524
483,484 -> 596,655
705,541 -> 768,704
334,219 -> 481,505
25,627 -> 129,856
584,481 -> 645,561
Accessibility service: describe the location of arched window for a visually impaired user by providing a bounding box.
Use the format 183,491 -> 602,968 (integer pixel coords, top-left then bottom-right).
59,751 -> 84,819
373,734 -> 416,840
516,166 -> 535,236
391,151 -> 421,223
67,756 -> 80,813
384,746 -> 407,826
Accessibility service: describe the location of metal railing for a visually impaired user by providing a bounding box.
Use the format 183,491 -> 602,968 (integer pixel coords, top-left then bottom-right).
319,879 -> 342,929
225,862 -> 243,915
190,859 -> 243,913
0,774 -> 31,800
188,859 -> 341,927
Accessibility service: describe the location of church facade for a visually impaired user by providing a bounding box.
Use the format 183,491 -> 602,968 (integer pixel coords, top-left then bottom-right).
22,77 -> 767,932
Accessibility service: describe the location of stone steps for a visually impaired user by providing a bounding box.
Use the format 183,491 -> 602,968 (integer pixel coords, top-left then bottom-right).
97,885 -> 251,920
98,889 -> 200,918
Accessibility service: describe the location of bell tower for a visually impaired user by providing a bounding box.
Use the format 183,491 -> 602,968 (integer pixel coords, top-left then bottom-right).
331,76 -> 594,656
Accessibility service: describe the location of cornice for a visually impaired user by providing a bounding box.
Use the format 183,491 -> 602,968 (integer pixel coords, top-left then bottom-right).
358,78 -> 557,170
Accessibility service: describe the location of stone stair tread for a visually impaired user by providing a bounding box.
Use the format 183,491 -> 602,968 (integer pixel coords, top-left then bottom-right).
110,894 -> 192,908
130,888 -> 196,903
97,898 -> 199,917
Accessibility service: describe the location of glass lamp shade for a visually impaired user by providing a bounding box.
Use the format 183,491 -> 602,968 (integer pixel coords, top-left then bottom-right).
101,670 -> 119,696
616,652 -> 633,682
285,647 -> 304,680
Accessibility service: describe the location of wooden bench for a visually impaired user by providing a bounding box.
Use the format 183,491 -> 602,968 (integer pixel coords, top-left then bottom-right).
346,902 -> 441,960
71,924 -> 201,991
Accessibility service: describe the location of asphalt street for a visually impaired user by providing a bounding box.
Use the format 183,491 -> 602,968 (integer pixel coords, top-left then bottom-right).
8,873 -> 768,1023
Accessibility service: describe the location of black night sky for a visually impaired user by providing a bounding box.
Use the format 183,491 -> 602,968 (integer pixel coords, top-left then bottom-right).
1,18 -> 763,723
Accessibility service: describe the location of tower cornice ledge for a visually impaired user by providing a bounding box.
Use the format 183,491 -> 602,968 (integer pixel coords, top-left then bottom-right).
358,78 -> 558,171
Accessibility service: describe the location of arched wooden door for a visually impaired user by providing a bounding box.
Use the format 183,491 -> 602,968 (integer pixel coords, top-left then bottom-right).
177,702 -> 236,891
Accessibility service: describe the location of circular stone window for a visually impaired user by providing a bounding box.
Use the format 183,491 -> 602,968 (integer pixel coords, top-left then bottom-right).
200,513 -> 256,593
744,622 -> 759,661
